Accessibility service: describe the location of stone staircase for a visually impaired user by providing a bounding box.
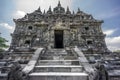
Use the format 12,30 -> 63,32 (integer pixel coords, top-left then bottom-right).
29,49 -> 88,80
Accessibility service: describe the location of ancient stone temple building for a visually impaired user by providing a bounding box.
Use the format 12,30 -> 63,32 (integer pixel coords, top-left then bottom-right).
11,1 -> 108,54
0,1 -> 120,80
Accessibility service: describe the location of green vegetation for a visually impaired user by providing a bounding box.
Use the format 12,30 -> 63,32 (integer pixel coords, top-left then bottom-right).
0,35 -> 9,52
0,34 -> 9,59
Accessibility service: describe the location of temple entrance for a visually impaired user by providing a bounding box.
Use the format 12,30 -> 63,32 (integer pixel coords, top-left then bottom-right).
54,30 -> 64,48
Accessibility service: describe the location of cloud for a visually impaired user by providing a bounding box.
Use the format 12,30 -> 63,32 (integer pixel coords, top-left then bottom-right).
103,29 -> 117,36
106,36 -> 120,44
96,7 -> 120,19
14,0 -> 73,13
105,36 -> 120,51
13,10 -> 26,19
103,29 -> 120,51
0,23 -> 15,32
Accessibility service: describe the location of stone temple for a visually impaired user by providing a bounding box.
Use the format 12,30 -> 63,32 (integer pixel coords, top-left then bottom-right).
1,1 -> 120,80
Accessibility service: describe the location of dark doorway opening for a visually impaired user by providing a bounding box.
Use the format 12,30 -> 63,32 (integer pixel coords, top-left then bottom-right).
54,30 -> 64,48
25,40 -> 30,45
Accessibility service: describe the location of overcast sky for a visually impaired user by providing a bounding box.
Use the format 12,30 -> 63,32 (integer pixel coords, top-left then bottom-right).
0,0 -> 120,51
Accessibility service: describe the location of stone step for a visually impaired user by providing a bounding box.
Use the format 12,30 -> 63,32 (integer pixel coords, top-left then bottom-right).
41,52 -> 68,56
38,60 -> 80,61
49,49 -> 66,52
43,49 -> 74,56
40,56 -> 77,60
29,72 -> 88,80
33,65 -> 83,72
39,49 -> 76,60
37,60 -> 80,65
